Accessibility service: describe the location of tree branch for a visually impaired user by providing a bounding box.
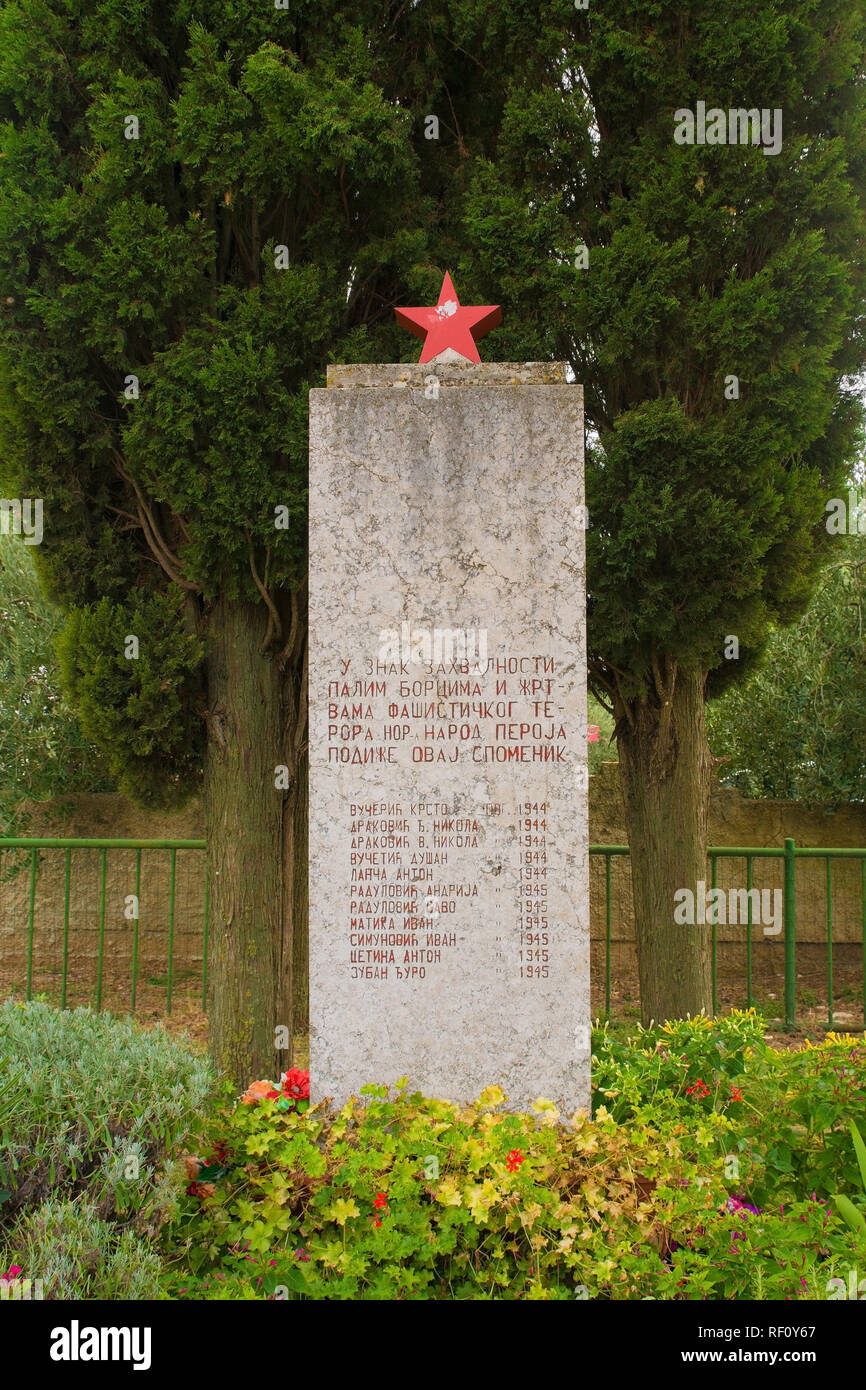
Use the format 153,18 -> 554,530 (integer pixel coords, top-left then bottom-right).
231,212 -> 257,280
338,163 -> 351,231
278,573 -> 308,669
245,528 -> 282,651
112,450 -> 198,591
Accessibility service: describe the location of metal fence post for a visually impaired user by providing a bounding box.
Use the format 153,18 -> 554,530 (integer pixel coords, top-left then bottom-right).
604,853 -> 611,1018
825,856 -> 834,1030
25,848 -> 37,1002
96,847 -> 107,1011
710,851 -> 718,1017
745,854 -> 753,1009
61,849 -> 71,1011
784,837 -> 796,1029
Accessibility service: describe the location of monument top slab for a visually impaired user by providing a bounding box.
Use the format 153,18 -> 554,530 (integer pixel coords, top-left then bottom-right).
325,361 -> 570,389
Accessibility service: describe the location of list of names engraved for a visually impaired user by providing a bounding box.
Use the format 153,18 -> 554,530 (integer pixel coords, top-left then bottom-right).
327,655 -> 566,989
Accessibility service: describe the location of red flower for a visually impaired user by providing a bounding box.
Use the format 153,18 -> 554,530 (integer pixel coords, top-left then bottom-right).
280,1068 -> 310,1101
506,1150 -> 525,1173
729,1087 -> 744,1103
686,1079 -> 711,1098
373,1192 -> 388,1210
265,1088 -> 280,1100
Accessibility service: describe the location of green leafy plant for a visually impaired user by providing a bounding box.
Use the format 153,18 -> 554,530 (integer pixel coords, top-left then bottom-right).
833,1121 -> 866,1237
154,1013 -> 866,1301
6,1005 -> 863,1301
736,1036 -> 866,1206
0,537 -> 111,835
162,1077 -> 737,1301
708,526 -> 866,806
592,1009 -> 764,1124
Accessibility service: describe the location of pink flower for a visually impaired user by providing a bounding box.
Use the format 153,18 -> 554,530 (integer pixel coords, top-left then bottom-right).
1,1265 -> 22,1282
726,1196 -> 761,1216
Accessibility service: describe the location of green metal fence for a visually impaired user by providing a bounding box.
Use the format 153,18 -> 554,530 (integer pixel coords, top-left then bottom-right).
1,836 -> 864,1029
591,838 -> 866,1030
0,838 -> 208,1015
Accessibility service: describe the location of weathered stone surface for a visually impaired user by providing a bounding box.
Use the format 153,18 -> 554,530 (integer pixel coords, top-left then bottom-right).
308,363 -> 589,1112
326,360 -> 568,388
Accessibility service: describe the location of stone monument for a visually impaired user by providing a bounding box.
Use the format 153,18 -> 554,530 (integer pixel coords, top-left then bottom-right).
308,274 -> 589,1111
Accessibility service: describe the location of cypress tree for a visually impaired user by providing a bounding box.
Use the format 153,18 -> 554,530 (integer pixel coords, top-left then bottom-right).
0,0 -> 567,1077
464,0 -> 866,1020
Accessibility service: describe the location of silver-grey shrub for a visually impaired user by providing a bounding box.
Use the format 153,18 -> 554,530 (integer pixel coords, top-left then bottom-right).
0,999 -> 215,1294
10,1197 -> 163,1300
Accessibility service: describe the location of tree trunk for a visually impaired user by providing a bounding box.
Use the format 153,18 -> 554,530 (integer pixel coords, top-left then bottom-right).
291,745 -> 309,1036
204,595 -> 292,1086
616,663 -> 713,1025
282,587 -> 309,1045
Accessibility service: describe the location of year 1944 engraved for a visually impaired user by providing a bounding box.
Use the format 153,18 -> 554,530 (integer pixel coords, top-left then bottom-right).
519,802 -> 549,978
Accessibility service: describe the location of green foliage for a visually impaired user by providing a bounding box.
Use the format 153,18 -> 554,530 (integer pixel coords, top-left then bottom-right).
55,591 -> 204,808
707,527 -> 866,804
833,1122 -> 866,1237
164,1077 -> 731,1300
460,0 -> 866,709
597,1015 -> 866,1207
8,1197 -> 162,1300
0,999 -> 216,1284
161,1014 -> 866,1300
739,1038 -> 866,1203
587,693 -> 616,775
592,1010 -> 764,1123
655,1194 -> 860,1302
0,536 -> 111,832
0,0 -> 568,804
3,1004 -> 862,1301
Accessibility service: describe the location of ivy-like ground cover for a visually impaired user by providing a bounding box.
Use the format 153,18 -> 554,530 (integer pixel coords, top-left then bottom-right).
161,1012 -> 866,1301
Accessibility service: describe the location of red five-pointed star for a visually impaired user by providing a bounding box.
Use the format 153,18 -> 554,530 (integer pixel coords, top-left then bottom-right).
395,272 -> 501,364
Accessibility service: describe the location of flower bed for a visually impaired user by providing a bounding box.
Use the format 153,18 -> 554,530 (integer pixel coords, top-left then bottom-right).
159,1012 -> 866,1300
